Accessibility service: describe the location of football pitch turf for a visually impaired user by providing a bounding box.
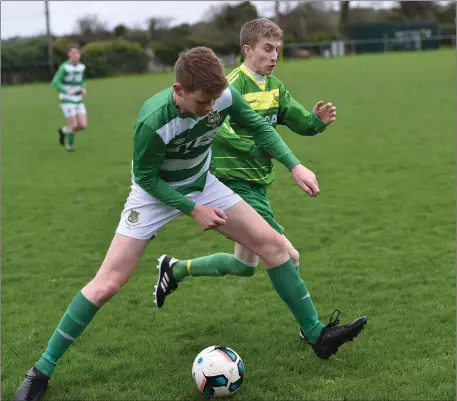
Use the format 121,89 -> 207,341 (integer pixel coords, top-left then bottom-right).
2,49 -> 455,400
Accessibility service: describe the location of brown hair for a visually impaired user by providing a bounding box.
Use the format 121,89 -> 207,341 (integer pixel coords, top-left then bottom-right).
67,43 -> 80,52
174,47 -> 227,94
240,18 -> 283,48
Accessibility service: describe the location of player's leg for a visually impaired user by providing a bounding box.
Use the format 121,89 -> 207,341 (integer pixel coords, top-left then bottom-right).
214,200 -> 367,359
234,241 -> 259,266
156,175 -> 318,336
13,234 -> 149,401
13,186 -> 181,401
230,180 -> 300,269
59,104 -> 78,151
157,177 -> 257,287
234,234 -> 299,269
283,236 -> 300,268
230,182 -> 300,269
75,104 -> 87,132
153,176 -> 257,306
214,200 -> 326,338
155,176 -> 367,359
168,179 -> 279,281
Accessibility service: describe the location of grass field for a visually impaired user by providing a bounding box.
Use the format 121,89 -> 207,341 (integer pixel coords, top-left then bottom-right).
2,49 -> 456,400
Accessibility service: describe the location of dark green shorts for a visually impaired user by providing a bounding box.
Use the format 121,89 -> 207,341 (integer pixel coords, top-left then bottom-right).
223,180 -> 284,234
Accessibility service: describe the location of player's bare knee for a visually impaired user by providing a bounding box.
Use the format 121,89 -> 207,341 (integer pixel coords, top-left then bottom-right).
257,233 -> 288,265
85,272 -> 125,305
94,280 -> 121,305
289,248 -> 300,267
70,123 -> 78,132
78,122 -> 87,130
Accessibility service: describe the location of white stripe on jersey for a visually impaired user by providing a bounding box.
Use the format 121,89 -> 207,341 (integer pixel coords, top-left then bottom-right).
161,147 -> 211,171
156,117 -> 197,145
59,93 -> 83,102
168,152 -> 212,188
155,87 -> 233,145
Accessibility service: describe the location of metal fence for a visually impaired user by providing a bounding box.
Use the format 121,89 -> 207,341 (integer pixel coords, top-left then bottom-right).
282,35 -> 456,59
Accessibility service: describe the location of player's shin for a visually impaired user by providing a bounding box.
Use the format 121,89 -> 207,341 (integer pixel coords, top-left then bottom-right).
266,259 -> 324,343
62,126 -> 75,147
34,292 -> 100,377
172,253 -> 257,281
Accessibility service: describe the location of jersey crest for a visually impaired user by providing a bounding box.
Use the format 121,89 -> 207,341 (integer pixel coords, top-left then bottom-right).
206,110 -> 222,128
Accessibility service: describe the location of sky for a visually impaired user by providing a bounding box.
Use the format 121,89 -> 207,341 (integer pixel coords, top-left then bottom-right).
1,1 -> 452,40
0,1 -> 277,39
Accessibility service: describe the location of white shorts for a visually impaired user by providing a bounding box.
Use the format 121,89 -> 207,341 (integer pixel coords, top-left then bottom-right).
60,103 -> 87,118
116,173 -> 242,240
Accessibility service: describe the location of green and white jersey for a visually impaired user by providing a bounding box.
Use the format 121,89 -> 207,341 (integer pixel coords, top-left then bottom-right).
132,85 -> 300,216
211,64 -> 327,186
51,61 -> 86,104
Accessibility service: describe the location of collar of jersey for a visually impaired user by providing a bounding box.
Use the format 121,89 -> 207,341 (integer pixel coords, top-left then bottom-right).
240,64 -> 266,90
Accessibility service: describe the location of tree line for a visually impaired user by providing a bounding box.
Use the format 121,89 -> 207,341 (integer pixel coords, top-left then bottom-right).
1,1 -> 455,85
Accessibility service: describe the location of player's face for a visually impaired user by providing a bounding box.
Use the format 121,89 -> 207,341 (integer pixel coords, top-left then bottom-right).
245,37 -> 281,75
174,84 -> 220,117
68,49 -> 81,64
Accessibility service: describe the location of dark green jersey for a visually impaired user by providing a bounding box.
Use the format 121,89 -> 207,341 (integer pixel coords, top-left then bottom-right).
210,64 -> 327,186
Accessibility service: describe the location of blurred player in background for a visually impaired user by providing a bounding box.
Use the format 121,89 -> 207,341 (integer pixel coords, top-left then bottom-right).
51,43 -> 87,152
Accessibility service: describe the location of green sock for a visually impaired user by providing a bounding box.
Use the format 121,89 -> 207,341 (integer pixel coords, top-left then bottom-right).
266,259 -> 324,343
62,126 -> 74,146
172,253 -> 257,281
34,292 -> 100,376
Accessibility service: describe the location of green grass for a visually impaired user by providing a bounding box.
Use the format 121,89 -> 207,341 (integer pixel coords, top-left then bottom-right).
2,49 -> 456,400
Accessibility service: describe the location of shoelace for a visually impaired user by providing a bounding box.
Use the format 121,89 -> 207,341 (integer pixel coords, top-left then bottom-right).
327,309 -> 341,328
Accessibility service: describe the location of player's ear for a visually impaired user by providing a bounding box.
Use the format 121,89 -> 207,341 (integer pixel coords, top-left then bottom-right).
242,44 -> 251,58
173,83 -> 183,98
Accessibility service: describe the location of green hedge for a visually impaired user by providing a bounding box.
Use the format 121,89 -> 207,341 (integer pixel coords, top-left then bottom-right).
1,37 -> 149,84
1,37 -> 50,84
1,35 -> 240,84
81,38 -> 148,78
152,39 -> 240,66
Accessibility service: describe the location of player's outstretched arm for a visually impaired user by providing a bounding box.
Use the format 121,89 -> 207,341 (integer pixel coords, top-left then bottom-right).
51,64 -> 68,94
278,82 -> 335,136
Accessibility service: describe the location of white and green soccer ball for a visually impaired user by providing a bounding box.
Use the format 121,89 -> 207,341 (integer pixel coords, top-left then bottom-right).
192,346 -> 245,397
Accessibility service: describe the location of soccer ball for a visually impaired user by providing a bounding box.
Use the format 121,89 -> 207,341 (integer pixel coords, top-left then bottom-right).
192,345 -> 245,397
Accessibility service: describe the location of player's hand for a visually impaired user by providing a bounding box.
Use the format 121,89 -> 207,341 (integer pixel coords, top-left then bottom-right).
190,204 -> 228,230
81,88 -> 87,96
67,89 -> 77,95
313,100 -> 336,124
291,164 -> 320,197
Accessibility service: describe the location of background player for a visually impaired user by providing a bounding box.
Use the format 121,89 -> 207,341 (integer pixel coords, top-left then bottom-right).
51,43 -> 87,152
